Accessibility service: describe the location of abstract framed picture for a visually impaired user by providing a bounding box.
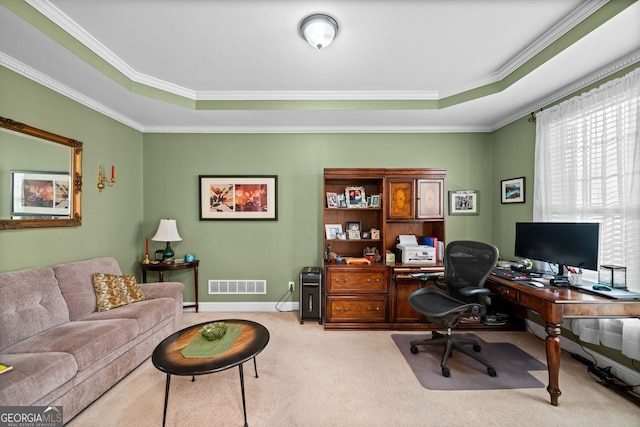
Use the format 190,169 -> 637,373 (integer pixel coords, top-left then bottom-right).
449,190 -> 479,215
501,177 -> 525,204
199,175 -> 278,220
11,170 -> 71,217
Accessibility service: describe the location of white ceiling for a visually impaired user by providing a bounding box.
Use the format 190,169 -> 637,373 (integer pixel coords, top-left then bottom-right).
1,0 -> 639,133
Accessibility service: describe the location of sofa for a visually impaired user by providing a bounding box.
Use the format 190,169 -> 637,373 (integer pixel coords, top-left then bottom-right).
0,257 -> 184,423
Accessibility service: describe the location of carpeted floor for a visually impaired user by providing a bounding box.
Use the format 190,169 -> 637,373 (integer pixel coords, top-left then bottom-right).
391,333 -> 546,390
67,311 -> 640,427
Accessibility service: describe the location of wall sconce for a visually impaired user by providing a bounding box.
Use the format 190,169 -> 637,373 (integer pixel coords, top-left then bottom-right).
97,165 -> 116,193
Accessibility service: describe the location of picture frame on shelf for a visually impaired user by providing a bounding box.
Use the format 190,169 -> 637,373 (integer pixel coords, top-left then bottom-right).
362,231 -> 372,239
449,190 -> 479,215
346,221 -> 361,232
11,170 -> 71,217
371,229 -> 380,240
199,175 -> 277,220
326,192 -> 338,208
347,229 -> 361,240
345,186 -> 365,208
370,194 -> 381,208
336,194 -> 347,208
325,224 -> 343,240
501,177 -> 525,204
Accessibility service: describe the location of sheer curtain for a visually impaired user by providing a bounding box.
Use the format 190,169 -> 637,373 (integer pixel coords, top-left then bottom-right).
533,68 -> 640,359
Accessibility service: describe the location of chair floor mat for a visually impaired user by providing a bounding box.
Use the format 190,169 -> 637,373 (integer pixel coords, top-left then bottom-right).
391,333 -> 546,390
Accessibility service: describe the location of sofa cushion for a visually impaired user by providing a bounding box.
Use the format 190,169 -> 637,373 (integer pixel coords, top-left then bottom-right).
81,297 -> 178,335
0,352 -> 77,406
2,319 -> 138,371
54,257 -> 122,320
93,274 -> 146,312
0,267 -> 70,351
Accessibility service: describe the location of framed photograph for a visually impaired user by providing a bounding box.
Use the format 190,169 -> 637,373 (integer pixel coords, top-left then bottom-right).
199,175 -> 277,220
345,186 -> 365,208
325,224 -> 343,240
370,194 -> 381,208
449,190 -> 479,215
348,229 -> 361,240
326,192 -> 338,208
501,177 -> 525,204
417,179 -> 444,219
346,221 -> 361,232
362,231 -> 372,239
336,194 -> 347,208
371,229 -> 380,240
11,171 -> 71,216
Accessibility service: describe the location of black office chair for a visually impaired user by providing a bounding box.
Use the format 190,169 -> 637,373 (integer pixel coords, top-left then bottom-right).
409,240 -> 499,378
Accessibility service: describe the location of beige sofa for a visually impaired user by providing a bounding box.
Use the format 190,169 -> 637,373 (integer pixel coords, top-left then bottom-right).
0,257 -> 184,423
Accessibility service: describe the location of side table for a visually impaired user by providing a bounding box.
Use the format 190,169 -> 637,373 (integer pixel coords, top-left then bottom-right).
141,260 -> 200,312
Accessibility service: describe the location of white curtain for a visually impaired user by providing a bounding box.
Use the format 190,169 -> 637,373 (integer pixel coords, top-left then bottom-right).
534,67 -> 640,359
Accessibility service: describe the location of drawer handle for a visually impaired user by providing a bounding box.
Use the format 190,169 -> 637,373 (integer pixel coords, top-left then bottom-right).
335,278 -> 348,284
367,307 -> 380,312
500,288 -> 510,295
336,307 -> 349,312
367,278 -> 380,283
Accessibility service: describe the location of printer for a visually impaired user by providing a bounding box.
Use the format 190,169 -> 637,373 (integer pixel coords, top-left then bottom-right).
396,235 -> 436,265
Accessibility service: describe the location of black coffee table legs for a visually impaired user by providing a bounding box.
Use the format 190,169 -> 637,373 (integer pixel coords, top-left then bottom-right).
161,357 -> 259,427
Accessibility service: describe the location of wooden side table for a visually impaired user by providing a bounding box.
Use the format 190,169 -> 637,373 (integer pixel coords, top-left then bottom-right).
141,260 -> 200,312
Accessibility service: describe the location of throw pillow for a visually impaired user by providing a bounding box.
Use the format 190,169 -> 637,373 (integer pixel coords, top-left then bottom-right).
93,273 -> 145,312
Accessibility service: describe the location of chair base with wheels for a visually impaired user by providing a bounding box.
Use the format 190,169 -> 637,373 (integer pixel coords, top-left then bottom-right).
410,328 -> 496,378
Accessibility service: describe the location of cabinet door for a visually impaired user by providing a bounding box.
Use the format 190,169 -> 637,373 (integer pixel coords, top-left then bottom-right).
388,180 -> 414,219
395,280 -> 424,322
416,179 -> 444,219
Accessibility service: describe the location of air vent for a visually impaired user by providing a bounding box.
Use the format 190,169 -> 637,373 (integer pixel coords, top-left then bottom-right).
208,280 -> 267,295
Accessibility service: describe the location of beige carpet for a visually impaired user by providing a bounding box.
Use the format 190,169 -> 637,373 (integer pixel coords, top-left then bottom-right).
68,311 -> 640,427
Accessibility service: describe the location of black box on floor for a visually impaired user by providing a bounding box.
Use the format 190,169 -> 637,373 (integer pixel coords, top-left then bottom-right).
299,267 -> 323,325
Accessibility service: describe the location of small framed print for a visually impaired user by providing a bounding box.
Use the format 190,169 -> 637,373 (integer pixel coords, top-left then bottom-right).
449,190 -> 479,215
501,177 -> 525,204
326,192 -> 338,208
336,194 -> 347,208
348,229 -> 361,240
371,229 -> 380,240
325,224 -> 343,240
362,231 -> 372,239
346,221 -> 361,232
345,186 -> 365,208
370,194 -> 381,208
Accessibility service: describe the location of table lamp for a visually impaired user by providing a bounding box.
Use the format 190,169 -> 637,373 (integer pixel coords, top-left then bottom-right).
151,219 -> 182,263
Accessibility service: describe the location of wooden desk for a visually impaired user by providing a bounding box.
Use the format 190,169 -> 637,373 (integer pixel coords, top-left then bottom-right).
141,260 -> 200,313
487,275 -> 640,406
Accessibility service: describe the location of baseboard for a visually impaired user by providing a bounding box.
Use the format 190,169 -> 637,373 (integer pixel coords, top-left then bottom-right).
183,301 -> 299,313
526,319 -> 640,389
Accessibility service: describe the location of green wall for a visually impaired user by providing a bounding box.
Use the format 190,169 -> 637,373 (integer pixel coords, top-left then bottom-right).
142,133 -> 493,303
0,66 -> 144,273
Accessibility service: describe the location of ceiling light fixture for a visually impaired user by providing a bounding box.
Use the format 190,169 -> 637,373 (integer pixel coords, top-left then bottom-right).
299,14 -> 339,49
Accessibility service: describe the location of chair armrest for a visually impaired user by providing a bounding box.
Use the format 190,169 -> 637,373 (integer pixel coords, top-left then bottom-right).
459,287 -> 490,297
422,274 -> 446,289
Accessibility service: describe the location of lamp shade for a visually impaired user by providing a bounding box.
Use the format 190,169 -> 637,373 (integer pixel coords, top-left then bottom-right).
299,14 -> 338,49
151,219 -> 182,242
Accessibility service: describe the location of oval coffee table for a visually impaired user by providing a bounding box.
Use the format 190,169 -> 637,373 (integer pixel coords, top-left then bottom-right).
152,319 -> 270,427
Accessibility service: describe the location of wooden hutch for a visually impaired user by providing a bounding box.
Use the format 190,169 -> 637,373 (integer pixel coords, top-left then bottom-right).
322,168 -> 522,331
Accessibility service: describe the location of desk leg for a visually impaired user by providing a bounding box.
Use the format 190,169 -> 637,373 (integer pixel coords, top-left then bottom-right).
162,374 -> 171,427
193,265 -> 199,313
238,364 -> 248,427
545,322 -> 562,406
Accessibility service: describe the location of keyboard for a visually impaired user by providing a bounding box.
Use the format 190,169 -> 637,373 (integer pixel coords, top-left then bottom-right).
491,268 -> 529,281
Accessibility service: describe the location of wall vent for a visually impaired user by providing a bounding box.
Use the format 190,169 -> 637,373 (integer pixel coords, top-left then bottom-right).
208,280 -> 267,295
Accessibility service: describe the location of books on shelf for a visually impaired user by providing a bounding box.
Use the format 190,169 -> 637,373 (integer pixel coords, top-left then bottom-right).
0,363 -> 13,375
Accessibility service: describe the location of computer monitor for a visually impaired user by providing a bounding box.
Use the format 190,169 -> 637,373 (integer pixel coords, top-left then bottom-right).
514,222 -> 600,274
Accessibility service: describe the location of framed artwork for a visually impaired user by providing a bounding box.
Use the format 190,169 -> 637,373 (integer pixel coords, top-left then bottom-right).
347,229 -> 361,240
362,231 -> 372,239
388,180 -> 414,218
501,177 -> 525,204
449,190 -> 479,215
11,171 -> 71,216
336,193 -> 347,208
346,221 -> 361,232
417,179 -> 444,219
370,194 -> 381,208
326,192 -> 338,208
199,175 -> 277,220
325,224 -> 343,239
345,186 -> 365,208
371,229 -> 380,240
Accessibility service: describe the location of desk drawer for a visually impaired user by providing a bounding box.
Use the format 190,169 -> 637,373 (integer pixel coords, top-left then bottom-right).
326,296 -> 387,322
493,284 -> 519,303
326,268 -> 388,294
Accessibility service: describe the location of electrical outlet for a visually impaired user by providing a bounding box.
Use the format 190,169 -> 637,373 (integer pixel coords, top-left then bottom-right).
288,281 -> 295,292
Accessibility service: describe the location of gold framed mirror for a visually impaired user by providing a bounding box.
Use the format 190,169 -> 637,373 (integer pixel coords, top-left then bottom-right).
0,116 -> 82,230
